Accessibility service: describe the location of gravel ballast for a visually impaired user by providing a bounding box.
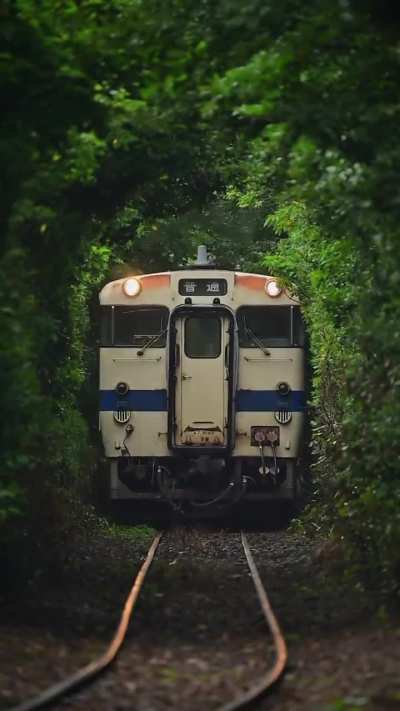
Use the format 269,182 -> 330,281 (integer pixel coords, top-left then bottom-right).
0,522 -> 399,710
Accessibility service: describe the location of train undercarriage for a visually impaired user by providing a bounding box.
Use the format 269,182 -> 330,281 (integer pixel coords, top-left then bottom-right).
110,454 -> 300,506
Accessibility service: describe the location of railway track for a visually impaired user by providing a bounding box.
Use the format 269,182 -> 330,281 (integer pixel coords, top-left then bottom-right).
8,530 -> 287,711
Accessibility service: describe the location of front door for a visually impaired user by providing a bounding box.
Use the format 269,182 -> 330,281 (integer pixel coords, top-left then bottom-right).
174,313 -> 229,447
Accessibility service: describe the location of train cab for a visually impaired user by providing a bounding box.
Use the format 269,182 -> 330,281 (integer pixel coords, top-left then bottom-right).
99,247 -> 306,512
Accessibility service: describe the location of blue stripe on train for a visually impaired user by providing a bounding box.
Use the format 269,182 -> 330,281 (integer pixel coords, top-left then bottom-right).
236,390 -> 306,412
99,389 -> 306,413
100,389 -> 168,412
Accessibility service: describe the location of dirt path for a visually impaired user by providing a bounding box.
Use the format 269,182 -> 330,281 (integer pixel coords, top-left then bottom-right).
0,525 -> 399,710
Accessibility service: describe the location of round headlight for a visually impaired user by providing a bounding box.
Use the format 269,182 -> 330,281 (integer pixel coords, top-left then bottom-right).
123,277 -> 141,297
116,381 -> 129,396
265,279 -> 282,297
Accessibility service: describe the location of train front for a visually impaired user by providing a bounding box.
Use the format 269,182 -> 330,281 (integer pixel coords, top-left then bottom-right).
99,248 -> 306,512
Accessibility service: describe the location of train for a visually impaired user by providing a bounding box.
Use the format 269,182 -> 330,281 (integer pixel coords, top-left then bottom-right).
99,246 -> 307,516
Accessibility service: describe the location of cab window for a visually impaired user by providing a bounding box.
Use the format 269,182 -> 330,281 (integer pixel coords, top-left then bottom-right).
237,306 -> 304,347
100,306 -> 169,347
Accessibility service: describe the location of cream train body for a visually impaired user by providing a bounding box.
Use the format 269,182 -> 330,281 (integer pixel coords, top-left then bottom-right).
99,250 -> 306,511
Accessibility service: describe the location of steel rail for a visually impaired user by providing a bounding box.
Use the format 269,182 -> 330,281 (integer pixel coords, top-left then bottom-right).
9,532 -> 163,711
216,531 -> 288,711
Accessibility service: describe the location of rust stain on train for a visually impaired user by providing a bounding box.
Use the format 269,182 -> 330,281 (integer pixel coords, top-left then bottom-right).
235,273 -> 266,290
141,273 -> 171,289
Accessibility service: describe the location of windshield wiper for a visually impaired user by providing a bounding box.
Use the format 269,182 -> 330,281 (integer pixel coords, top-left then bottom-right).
137,326 -> 168,356
245,326 -> 270,356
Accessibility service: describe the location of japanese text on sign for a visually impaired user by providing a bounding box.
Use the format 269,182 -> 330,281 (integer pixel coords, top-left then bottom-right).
178,279 -> 228,296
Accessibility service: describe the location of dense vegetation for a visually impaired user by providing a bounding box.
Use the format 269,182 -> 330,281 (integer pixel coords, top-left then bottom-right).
1,0 -> 399,591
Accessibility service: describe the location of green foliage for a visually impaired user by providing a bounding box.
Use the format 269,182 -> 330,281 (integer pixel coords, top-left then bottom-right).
64,130 -> 107,186
2,0 -> 400,595
105,524 -> 157,544
0,247 -> 52,526
210,1 -> 400,591
322,699 -> 370,711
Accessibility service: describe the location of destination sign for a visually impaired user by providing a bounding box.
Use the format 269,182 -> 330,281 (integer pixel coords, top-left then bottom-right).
179,278 -> 228,296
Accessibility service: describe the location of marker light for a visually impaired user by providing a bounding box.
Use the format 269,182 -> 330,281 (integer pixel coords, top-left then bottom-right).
116,381 -> 129,396
123,277 -> 141,297
277,381 -> 291,396
265,279 -> 282,297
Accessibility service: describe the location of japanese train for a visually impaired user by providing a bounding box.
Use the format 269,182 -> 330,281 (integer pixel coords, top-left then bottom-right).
99,247 -> 307,515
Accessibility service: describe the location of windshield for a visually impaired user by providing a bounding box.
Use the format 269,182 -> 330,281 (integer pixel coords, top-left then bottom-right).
101,306 -> 169,347
237,306 -> 304,347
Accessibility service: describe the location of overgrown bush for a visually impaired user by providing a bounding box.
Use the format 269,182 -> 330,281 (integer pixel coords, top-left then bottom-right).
211,2 -> 400,590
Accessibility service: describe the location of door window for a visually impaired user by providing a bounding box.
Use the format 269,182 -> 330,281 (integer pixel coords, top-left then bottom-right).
184,316 -> 221,358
